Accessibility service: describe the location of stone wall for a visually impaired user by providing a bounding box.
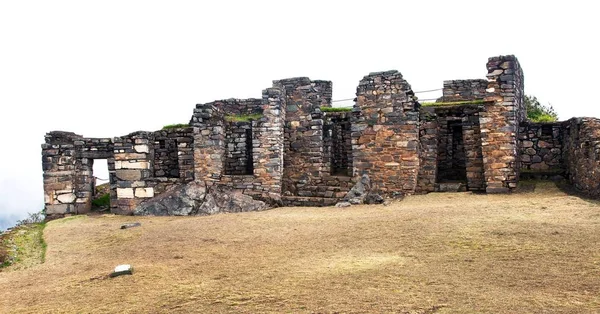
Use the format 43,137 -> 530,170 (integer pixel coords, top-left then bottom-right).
191,91 -> 286,202
479,55 -> 525,192
352,70 -> 420,196
276,78 -> 328,197
323,111 -> 352,176
224,121 -> 253,175
42,132 -> 117,218
563,118 -> 600,196
440,79 -> 488,102
518,122 -> 564,174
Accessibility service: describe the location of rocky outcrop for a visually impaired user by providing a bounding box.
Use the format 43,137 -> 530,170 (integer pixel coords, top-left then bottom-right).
134,182 -> 269,216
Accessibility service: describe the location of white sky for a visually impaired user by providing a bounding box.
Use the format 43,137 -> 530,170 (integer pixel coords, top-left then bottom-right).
1,1 -> 599,225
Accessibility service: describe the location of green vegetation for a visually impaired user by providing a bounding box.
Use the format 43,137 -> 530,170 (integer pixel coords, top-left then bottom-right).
421,100 -> 488,107
225,113 -> 263,122
320,106 -> 352,112
1,222 -> 47,269
162,123 -> 190,130
525,95 -> 558,122
92,193 -> 110,208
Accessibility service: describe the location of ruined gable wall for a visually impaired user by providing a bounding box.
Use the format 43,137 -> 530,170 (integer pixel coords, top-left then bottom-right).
353,70 -> 420,196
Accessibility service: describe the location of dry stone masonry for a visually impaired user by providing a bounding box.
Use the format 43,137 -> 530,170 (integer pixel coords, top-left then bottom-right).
41,54 -> 600,218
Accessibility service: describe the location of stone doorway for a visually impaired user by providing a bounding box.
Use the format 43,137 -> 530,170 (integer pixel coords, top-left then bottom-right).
437,120 -> 467,184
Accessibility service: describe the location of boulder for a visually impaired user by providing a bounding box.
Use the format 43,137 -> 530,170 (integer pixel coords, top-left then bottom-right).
196,187 -> 269,215
134,182 -> 207,216
134,182 -> 269,216
343,174 -> 371,205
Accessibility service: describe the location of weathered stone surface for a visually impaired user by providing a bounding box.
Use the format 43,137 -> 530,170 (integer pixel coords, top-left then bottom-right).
133,182 -> 269,216
116,170 -> 142,181
117,188 -> 134,199
56,193 -> 76,204
196,186 -> 269,215
134,182 -> 207,216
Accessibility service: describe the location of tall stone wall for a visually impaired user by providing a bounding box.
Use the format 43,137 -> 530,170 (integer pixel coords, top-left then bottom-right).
353,70 -> 420,196
276,78 -> 328,197
518,122 -> 564,174
563,118 -> 600,197
441,79 -> 488,102
417,108 -> 439,193
191,104 -> 226,185
479,55 -> 525,192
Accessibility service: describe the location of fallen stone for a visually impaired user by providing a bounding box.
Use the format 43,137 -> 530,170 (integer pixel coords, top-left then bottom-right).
110,264 -> 133,278
335,202 -> 352,208
120,222 -> 141,229
365,193 -> 384,204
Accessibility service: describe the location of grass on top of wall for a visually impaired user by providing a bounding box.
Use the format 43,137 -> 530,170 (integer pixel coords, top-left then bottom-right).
225,113 -> 263,122
162,123 -> 190,130
320,106 -> 352,112
420,100 -> 488,107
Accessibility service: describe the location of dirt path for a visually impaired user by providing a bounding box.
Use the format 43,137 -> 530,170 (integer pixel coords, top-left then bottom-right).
1,182 -> 599,313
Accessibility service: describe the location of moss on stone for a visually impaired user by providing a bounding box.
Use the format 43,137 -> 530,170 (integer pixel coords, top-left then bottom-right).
224,113 -> 263,122
162,123 -> 190,130
320,106 -> 352,112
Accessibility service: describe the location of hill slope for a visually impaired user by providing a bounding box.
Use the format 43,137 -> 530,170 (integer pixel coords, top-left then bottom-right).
1,182 -> 599,313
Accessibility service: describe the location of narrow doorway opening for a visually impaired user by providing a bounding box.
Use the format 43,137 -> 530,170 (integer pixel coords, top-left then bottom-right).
437,121 -> 467,182
91,159 -> 110,210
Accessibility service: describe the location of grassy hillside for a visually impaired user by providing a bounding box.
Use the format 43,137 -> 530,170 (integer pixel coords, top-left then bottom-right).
1,182 -> 599,313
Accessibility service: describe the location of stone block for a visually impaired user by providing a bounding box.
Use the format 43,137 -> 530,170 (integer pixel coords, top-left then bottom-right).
116,170 -> 142,181
57,193 -> 76,204
117,188 -> 135,199
134,145 -> 149,153
134,187 -> 154,198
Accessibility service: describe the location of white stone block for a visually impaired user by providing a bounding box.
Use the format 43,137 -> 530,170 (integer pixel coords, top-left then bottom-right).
57,193 -> 76,203
134,187 -> 154,198
122,161 -> 149,170
134,145 -> 149,153
117,188 -> 134,199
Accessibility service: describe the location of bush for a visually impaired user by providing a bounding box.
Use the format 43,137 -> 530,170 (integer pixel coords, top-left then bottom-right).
526,95 -> 558,122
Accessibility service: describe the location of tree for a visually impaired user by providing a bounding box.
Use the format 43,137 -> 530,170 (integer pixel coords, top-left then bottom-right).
525,95 -> 558,122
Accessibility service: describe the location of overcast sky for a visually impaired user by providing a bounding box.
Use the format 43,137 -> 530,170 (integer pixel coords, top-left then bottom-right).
1,1 -> 599,228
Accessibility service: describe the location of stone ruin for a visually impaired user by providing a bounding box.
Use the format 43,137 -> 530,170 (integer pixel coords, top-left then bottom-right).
41,55 -> 600,218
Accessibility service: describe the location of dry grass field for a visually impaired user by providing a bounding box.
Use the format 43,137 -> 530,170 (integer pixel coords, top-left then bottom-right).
1,181 -> 600,313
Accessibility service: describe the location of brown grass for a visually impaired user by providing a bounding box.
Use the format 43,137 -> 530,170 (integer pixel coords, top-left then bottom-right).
1,182 -> 600,313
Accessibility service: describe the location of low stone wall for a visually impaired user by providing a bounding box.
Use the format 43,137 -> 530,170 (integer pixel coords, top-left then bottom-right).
518,122 -> 564,174
563,118 -> 600,196
440,79 -> 488,102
